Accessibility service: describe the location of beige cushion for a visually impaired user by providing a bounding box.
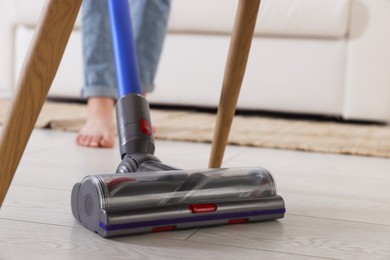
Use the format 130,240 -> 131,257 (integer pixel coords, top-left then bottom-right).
12,0 -> 351,39
169,0 -> 352,39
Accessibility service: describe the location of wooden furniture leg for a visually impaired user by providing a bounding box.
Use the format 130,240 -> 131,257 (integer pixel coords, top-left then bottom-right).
209,0 -> 261,168
0,0 -> 82,207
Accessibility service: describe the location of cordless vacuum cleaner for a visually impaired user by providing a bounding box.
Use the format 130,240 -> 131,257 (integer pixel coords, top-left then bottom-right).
71,0 -> 285,238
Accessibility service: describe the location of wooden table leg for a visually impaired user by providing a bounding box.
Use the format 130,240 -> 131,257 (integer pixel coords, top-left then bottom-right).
0,0 -> 82,207
209,0 -> 261,168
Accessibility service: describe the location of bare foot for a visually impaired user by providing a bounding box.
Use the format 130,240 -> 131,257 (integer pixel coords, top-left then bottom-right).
76,97 -> 116,148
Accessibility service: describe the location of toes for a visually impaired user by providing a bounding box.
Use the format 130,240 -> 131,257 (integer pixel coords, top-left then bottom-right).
76,120 -> 116,148
100,134 -> 115,148
76,133 -> 89,147
90,136 -> 102,147
76,133 -> 105,148
82,135 -> 93,147
86,136 -> 97,147
76,133 -> 83,145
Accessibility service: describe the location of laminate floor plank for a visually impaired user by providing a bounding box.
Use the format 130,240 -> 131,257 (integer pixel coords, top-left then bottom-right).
188,215 -> 390,259
0,219 -> 318,260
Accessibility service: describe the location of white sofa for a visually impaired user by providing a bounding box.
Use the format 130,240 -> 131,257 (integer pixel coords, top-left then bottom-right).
1,0 -> 390,122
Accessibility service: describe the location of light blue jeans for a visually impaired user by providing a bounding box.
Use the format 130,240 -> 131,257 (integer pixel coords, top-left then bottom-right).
81,0 -> 171,99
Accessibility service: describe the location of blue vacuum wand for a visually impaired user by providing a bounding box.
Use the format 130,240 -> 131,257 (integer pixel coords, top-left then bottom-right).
71,0 -> 285,237
108,0 -> 142,96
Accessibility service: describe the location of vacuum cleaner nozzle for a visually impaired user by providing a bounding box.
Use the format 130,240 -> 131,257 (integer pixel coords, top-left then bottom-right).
71,167 -> 285,237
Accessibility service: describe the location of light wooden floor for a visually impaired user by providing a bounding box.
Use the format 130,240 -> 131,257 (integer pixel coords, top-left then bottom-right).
0,128 -> 389,259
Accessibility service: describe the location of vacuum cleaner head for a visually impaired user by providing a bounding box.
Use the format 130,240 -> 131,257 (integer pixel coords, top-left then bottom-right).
71,167 -> 285,237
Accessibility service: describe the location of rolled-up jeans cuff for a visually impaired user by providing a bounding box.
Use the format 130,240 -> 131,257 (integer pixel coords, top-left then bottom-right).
82,85 -> 118,100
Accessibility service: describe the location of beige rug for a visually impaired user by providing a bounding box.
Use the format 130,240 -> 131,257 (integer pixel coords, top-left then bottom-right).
1,100 -> 390,158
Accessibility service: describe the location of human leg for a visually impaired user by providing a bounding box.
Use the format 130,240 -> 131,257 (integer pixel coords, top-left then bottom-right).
81,0 -> 118,99
77,0 -> 171,148
77,0 -> 117,148
80,0 -> 171,97
130,0 -> 172,93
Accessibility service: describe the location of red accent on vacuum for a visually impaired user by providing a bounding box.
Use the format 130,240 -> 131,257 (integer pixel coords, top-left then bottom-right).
139,118 -> 152,136
152,226 -> 176,232
228,218 -> 249,224
107,177 -> 136,191
189,203 -> 217,213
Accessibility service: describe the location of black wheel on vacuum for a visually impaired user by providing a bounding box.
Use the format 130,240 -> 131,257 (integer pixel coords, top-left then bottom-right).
116,156 -> 138,173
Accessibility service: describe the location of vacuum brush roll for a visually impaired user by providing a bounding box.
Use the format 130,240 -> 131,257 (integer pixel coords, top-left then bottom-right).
71,167 -> 285,237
